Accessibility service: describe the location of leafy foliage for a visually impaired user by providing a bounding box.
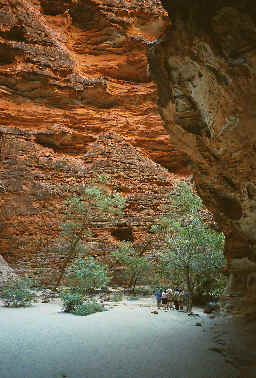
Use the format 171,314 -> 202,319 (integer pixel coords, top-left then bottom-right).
159,217 -> 225,285
110,293 -> 123,302
60,257 -> 110,315
0,278 -> 37,307
151,182 -> 225,310
111,241 -> 152,291
66,257 -> 111,294
60,289 -> 84,313
72,301 -> 106,316
60,290 -> 105,316
127,296 -> 140,301
55,175 -> 126,287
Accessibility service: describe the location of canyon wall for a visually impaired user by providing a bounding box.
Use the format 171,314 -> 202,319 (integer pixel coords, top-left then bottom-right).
1,0 -> 256,303
0,131 -> 180,284
0,0 -> 187,283
0,0 -> 188,172
148,0 -> 256,303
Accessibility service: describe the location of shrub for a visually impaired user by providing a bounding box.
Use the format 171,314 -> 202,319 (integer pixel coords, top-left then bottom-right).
111,241 -> 152,291
67,257 -> 111,294
60,289 -> 107,316
60,289 -> 84,312
127,296 -> 140,301
110,293 -> 123,302
0,278 -> 37,307
72,301 -> 106,316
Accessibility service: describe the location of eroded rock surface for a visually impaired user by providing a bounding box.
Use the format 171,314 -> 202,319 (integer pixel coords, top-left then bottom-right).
0,131 -> 181,284
0,0 -> 189,172
1,0 -> 256,305
149,0 -> 256,300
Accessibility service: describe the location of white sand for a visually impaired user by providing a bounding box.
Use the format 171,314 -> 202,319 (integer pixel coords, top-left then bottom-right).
0,298 -> 240,378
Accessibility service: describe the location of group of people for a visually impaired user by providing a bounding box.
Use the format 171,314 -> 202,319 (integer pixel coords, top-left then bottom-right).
155,288 -> 190,312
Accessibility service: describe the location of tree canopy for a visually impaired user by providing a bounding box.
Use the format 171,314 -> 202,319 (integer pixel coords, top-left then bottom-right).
55,175 -> 126,288
151,182 -> 225,308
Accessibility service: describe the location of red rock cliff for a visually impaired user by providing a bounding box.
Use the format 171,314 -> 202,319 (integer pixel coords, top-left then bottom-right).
0,131 -> 181,284
0,0 -> 188,172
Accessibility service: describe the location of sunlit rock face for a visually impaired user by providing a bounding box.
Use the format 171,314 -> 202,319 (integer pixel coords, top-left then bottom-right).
0,131 -> 181,284
0,0 -> 189,172
0,0 -> 193,282
148,0 -> 256,299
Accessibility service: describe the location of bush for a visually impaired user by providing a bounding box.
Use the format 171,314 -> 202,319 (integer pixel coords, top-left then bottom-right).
60,290 -> 106,316
110,293 -> 123,302
66,257 -> 111,294
111,241 -> 152,291
0,278 -> 37,307
127,296 -> 140,301
73,301 -> 106,316
60,289 -> 84,313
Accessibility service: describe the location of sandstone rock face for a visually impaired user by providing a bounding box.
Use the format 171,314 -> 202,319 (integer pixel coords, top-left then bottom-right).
2,0 -> 256,302
0,255 -> 17,285
149,0 -> 256,298
0,0 -> 192,284
0,0 -> 188,172
0,131 -> 181,284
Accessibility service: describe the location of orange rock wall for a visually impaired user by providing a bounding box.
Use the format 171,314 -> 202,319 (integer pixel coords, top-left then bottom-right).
3,0 -> 256,297
0,0 -> 188,172
0,131 -> 182,284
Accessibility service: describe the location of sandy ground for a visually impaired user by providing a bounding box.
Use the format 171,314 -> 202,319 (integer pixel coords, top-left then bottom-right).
0,297 -> 244,378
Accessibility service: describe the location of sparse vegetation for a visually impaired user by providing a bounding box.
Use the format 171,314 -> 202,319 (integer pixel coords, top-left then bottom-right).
55,174 -> 126,288
72,301 -> 106,316
127,296 -> 140,301
111,241 -> 152,292
110,293 -> 123,302
60,289 -> 84,313
0,278 -> 37,307
66,256 -> 111,294
60,255 -> 110,315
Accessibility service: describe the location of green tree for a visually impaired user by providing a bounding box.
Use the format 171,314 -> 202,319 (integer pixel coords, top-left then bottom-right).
55,175 -> 126,288
60,256 -> 110,314
111,241 -> 152,292
66,256 -> 111,294
151,182 -> 225,311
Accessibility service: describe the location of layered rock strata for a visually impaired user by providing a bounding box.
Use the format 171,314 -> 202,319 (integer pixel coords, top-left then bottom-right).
0,131 -> 181,284
0,0 -> 189,172
148,0 -> 256,300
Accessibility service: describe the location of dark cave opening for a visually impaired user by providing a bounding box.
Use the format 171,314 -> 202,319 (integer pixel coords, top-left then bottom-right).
111,226 -> 134,242
0,46 -> 16,65
0,26 -> 26,42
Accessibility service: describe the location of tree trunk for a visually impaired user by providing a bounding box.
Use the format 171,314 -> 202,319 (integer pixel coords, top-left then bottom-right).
128,272 -> 137,293
185,265 -> 193,312
132,275 -> 139,293
53,238 -> 80,290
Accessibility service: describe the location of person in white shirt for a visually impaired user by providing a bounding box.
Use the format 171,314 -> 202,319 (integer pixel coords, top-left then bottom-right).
161,290 -> 168,310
